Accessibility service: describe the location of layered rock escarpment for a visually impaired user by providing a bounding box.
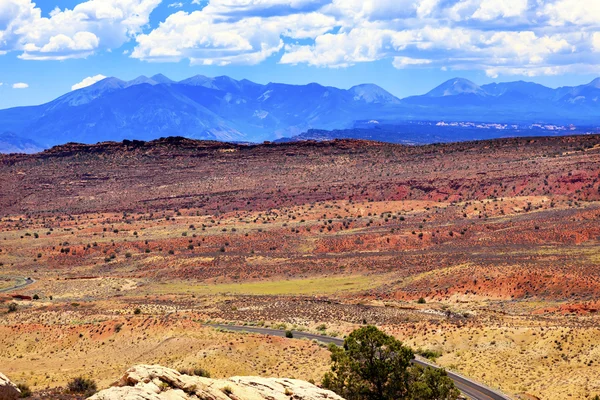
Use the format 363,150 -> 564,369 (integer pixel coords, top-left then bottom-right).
0,372 -> 20,400
88,365 -> 344,400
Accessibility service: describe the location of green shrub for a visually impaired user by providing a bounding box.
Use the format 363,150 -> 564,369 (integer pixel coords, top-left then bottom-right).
322,326 -> 459,400
8,303 -> 17,313
221,385 -> 233,395
285,330 -> 294,338
67,377 -> 97,395
17,383 -> 32,398
179,367 -> 211,378
416,348 -> 442,361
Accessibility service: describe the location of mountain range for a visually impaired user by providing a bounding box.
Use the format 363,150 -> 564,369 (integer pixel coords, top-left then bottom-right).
1,74 -> 600,152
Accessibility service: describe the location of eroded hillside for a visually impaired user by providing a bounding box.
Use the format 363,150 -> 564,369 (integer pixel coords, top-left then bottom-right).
1,135 -> 600,399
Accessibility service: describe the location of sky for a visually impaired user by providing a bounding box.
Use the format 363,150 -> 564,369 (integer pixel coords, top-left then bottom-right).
0,0 -> 599,109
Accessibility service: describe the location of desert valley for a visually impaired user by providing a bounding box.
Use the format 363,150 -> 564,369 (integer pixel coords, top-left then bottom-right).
1,135 -> 599,399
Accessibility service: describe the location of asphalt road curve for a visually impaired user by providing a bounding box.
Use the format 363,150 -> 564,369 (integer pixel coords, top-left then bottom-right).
0,277 -> 35,293
209,324 -> 511,400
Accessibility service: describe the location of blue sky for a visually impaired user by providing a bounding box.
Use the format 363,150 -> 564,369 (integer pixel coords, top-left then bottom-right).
1,0 -> 599,109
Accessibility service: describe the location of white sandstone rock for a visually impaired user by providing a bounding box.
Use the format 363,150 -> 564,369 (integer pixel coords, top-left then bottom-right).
0,372 -> 20,400
88,365 -> 345,400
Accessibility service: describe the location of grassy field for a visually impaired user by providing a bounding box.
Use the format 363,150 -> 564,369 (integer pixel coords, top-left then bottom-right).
144,275 -> 386,296
0,280 -> 14,290
0,277 -> 21,291
0,322 -> 331,390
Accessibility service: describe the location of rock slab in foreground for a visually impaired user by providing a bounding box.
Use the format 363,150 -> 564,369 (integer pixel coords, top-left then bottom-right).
88,365 -> 345,400
0,372 -> 20,400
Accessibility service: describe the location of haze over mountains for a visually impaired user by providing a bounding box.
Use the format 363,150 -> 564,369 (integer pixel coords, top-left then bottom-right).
1,74 -> 600,152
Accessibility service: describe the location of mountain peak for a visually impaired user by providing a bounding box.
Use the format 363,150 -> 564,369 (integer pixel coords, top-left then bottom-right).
150,73 -> 174,84
94,77 -> 127,88
179,74 -> 213,86
481,80 -> 554,98
214,75 -> 239,83
348,84 -> 401,104
126,75 -> 158,87
69,77 -> 126,94
426,78 -> 485,97
586,78 -> 600,88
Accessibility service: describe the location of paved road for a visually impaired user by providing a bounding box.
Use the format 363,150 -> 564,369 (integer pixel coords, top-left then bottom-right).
209,324 -> 511,400
0,277 -> 35,293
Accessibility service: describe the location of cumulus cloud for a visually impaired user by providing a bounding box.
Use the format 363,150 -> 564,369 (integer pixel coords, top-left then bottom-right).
2,0 -> 600,77
393,56 -> 432,68
593,33 -> 600,52
543,0 -> 600,26
471,0 -> 529,20
126,0 -> 600,76
71,74 -> 107,90
132,7 -> 335,65
0,0 -> 162,60
12,82 -> 28,88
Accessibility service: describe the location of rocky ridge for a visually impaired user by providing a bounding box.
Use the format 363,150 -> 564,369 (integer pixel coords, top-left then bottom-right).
87,365 -> 344,400
0,372 -> 20,400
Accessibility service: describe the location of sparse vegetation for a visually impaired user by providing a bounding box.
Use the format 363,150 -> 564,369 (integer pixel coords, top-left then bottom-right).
17,383 -> 32,398
221,385 -> 233,395
67,376 -> 97,395
416,348 -> 442,361
0,136 -> 599,400
179,366 -> 211,378
322,326 -> 459,400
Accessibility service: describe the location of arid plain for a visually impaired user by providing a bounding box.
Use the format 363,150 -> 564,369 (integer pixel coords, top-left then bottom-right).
1,135 -> 600,399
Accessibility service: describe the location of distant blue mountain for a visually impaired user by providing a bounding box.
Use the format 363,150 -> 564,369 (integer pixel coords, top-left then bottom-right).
0,132 -> 45,154
0,75 -> 598,148
400,77 -> 600,123
425,78 -> 487,97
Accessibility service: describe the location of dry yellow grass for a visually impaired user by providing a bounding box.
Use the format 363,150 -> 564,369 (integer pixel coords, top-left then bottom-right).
2,196 -> 600,399
0,317 -> 330,390
393,324 -> 600,400
144,275 -> 386,296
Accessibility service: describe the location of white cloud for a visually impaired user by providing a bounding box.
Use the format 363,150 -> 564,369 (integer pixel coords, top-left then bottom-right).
393,56 -> 432,68
127,0 -> 600,76
133,9 -> 335,65
485,64 -> 600,78
543,0 -> 600,26
1,0 -> 600,77
1,0 -> 162,60
471,0 -> 529,20
72,74 -> 107,90
281,28 -> 393,67
12,82 -> 28,89
20,32 -> 100,60
593,33 -> 600,52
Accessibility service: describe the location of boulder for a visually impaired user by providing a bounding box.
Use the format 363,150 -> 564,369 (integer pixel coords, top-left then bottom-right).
0,372 -> 20,400
88,365 -> 344,400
